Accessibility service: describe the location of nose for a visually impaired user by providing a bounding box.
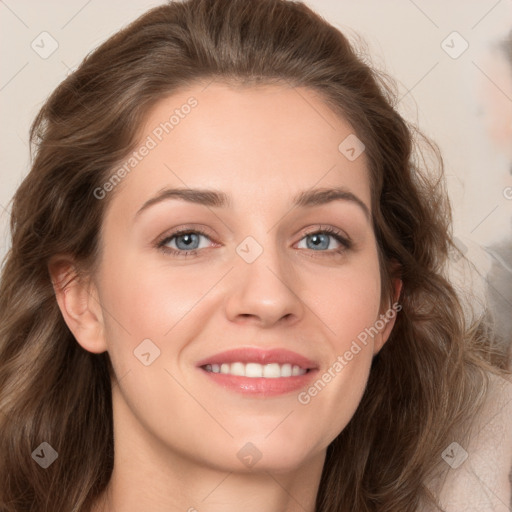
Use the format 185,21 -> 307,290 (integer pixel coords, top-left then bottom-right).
224,241 -> 305,328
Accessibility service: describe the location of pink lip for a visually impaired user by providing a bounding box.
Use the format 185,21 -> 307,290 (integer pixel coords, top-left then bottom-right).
196,347 -> 319,397
200,371 -> 317,396
196,347 -> 318,370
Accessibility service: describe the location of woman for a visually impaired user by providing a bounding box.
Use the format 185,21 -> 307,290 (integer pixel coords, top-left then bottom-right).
0,0 -> 509,510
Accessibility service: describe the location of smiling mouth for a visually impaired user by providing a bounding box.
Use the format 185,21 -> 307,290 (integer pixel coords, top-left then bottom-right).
202,362 -> 309,378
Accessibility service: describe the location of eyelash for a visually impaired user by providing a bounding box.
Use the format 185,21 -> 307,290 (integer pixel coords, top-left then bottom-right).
156,225 -> 352,258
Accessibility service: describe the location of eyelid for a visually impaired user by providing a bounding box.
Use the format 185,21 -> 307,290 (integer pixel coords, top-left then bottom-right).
300,224 -> 351,244
294,225 -> 352,256
155,224 -> 217,246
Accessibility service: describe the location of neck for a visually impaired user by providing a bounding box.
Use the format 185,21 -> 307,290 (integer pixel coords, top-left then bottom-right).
92,450 -> 325,512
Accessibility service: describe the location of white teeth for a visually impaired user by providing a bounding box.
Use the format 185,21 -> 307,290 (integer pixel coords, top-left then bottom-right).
281,363 -> 292,377
245,363 -> 263,378
204,362 -> 307,378
263,363 -> 281,378
231,362 -> 245,376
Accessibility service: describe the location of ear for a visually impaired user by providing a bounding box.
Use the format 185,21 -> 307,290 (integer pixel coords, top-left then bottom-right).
48,255 -> 107,354
373,277 -> 403,355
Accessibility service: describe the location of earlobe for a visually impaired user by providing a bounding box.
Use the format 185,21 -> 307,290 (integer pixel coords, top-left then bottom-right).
48,256 -> 107,354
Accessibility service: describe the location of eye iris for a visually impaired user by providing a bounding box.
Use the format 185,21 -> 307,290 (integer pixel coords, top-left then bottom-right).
308,233 -> 329,250
175,233 -> 199,250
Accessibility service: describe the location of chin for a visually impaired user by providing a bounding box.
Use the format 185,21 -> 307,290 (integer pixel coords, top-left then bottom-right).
231,434 -> 323,474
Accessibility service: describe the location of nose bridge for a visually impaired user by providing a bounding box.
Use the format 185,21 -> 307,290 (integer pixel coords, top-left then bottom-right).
224,229 -> 304,326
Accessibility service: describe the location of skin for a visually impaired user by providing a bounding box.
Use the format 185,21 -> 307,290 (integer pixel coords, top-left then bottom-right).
50,82 -> 400,512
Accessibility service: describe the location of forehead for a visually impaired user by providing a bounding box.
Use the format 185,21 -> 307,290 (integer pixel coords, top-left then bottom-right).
107,81 -> 371,216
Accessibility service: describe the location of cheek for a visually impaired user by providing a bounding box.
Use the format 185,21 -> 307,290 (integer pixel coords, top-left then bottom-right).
95,247 -> 240,392
98,252 -> 219,337
307,249 -> 382,348
296,251 -> 382,440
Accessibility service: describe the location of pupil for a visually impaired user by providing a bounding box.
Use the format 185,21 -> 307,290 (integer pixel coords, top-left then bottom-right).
309,233 -> 328,250
177,233 -> 198,249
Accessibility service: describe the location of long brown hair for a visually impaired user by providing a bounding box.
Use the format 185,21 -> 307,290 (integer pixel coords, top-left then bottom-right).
0,1 -> 509,510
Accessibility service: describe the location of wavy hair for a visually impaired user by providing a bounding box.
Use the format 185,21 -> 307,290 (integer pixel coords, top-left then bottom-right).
0,1 -> 509,510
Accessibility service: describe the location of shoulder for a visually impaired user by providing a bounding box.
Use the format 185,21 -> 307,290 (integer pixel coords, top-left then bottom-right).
433,371 -> 512,511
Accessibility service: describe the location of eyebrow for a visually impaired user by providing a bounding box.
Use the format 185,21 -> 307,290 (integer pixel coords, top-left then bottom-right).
135,186 -> 370,220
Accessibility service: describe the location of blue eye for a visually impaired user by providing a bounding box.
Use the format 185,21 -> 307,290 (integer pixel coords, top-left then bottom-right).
158,230 -> 211,256
156,226 -> 351,257
298,231 -> 345,251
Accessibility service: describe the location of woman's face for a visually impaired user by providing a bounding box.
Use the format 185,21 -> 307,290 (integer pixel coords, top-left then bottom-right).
80,82 -> 397,473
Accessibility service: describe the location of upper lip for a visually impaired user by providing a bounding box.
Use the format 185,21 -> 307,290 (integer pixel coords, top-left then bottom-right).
196,347 -> 319,370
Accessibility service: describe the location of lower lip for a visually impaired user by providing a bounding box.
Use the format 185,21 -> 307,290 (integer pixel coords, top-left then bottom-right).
199,368 -> 317,396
